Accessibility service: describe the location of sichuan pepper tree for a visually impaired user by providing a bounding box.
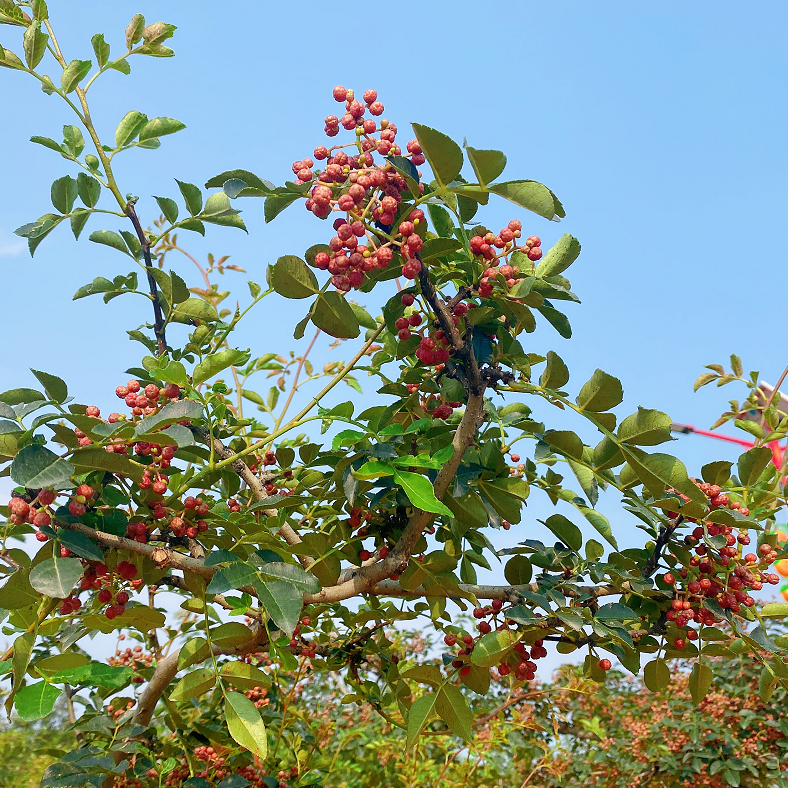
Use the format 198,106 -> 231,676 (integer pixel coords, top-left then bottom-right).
2,5 -> 788,787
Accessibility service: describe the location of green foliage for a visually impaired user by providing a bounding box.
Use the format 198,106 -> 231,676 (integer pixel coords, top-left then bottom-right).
2,6 -> 788,788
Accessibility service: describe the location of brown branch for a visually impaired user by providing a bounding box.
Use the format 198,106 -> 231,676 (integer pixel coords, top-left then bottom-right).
125,200 -> 166,356
0,550 -> 21,571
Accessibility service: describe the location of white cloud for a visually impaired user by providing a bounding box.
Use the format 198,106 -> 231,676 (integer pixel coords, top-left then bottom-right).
0,226 -> 25,257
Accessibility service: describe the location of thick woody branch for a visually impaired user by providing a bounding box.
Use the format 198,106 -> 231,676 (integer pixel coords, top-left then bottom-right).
58,521 -> 629,605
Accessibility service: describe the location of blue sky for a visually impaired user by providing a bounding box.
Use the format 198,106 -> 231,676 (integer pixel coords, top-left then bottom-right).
1,3 -> 787,567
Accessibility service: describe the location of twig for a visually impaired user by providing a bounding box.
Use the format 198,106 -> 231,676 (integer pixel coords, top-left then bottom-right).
125,200 -> 167,356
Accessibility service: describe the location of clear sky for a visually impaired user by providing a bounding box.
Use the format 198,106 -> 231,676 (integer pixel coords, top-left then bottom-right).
1,3 -> 787,592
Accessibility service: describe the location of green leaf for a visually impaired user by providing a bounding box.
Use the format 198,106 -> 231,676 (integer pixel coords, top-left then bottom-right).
536,234 -> 581,277
435,685 -> 473,741
465,146 -> 506,187
256,562 -> 320,593
135,399 -> 202,434
172,297 -> 219,323
139,116 -> 185,141
155,196 -> 179,223
761,603 -> 788,617
406,693 -> 438,749
540,350 -> 569,389
125,13 -> 145,48
170,667 -> 215,701
535,303 -> 572,338
76,172 -> 101,208
0,570 -> 40,610
70,446 -> 144,483
33,653 -> 90,678
737,446 -> 772,487
10,444 -> 74,488
56,530 -> 104,562
701,460 -> 732,486
114,110 -> 148,147
23,24 -> 48,68
14,681 -> 60,722
617,407 -> 672,446
576,369 -> 623,413
411,123 -> 463,186
471,629 -> 518,668
29,555 -> 83,598
224,691 -> 267,759
542,514 -> 582,552
311,292 -> 360,339
50,176 -> 77,214
193,349 -> 250,387
543,430 -> 583,460
420,237 -> 462,259
689,662 -> 713,705
643,658 -> 670,692
176,180 -> 203,215
393,470 -> 452,516
219,661 -> 272,691
70,210 -> 90,239
0,387 -> 45,405
178,637 -> 210,670
254,580 -> 303,637
264,194 -> 300,223
51,663 -> 132,690
89,229 -> 131,256
210,622 -> 255,649
29,136 -> 64,154
206,562 -> 257,595
349,303 -> 377,330
91,33 -> 110,67
488,180 -> 565,221
622,448 -> 705,502
504,555 -> 532,585
271,256 -> 319,299
596,602 -> 638,622
478,477 -> 529,524
0,0 -> 26,25
60,59 -> 92,93
30,369 -> 68,403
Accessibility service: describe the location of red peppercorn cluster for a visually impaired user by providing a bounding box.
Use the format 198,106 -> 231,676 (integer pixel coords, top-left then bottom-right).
660,479 -> 783,649
295,87 -> 434,292
244,685 -> 269,709
445,603 -> 549,682
395,291 -> 466,369
472,224 -> 541,298
8,488 -> 57,538
108,644 -> 153,683
70,559 -> 140,619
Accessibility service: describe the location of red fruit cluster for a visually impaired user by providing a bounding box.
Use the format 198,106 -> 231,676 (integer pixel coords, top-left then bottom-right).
8,487 -> 57,527
660,479 -> 782,647
74,560 -> 139,619
244,685 -> 269,709
108,644 -> 153,682
445,604 -> 548,683
297,87 -> 434,292
73,380 -> 182,457
167,495 -> 212,539
472,224 -> 541,298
